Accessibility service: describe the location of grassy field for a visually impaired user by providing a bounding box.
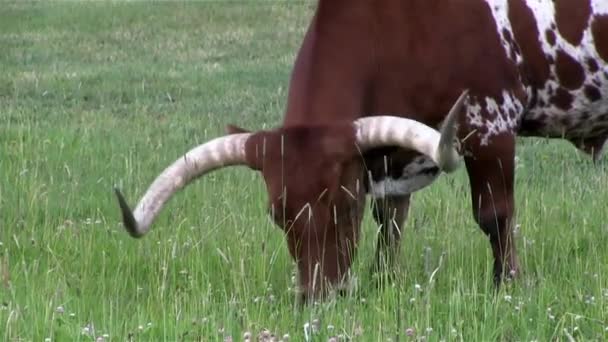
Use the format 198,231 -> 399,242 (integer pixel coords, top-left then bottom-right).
1,1 -> 607,341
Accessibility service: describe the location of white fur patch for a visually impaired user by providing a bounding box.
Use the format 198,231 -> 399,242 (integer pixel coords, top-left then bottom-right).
523,0 -> 608,138
477,0 -> 608,146
370,156 -> 439,198
592,1 -> 608,14
466,90 -> 524,146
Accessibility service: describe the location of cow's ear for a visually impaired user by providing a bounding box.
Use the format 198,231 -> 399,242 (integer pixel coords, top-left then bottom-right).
226,124 -> 251,135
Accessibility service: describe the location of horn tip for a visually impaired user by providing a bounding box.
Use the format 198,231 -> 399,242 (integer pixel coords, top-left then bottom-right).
113,187 -> 144,238
455,88 -> 470,107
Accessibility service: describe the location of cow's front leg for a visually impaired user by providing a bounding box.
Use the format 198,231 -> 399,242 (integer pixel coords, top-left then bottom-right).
464,133 -> 519,285
371,195 -> 411,276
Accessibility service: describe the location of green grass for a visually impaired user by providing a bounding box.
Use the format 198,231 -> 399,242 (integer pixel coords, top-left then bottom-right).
1,1 -> 607,341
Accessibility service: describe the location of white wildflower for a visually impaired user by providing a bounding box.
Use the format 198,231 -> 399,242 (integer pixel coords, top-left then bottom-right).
304,322 -> 311,342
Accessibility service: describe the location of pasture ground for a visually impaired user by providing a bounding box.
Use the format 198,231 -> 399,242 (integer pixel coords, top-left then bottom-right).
1,1 -> 607,341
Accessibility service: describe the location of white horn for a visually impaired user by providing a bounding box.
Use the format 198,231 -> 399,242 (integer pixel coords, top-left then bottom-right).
354,90 -> 468,172
114,132 -> 251,237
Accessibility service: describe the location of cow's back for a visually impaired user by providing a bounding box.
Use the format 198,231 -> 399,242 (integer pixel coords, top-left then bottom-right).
283,0 -> 608,156
283,0 -> 521,128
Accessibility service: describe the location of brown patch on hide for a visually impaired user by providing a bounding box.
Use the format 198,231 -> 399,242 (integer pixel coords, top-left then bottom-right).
592,15 -> 608,62
508,0 -> 550,87
584,84 -> 602,102
555,50 -> 585,90
554,0 -> 591,46
545,29 -> 556,46
503,28 -> 513,44
587,58 -> 599,72
551,87 -> 573,110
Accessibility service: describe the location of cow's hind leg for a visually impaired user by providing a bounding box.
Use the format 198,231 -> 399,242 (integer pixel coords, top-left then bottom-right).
370,195 -> 411,277
465,133 -> 519,286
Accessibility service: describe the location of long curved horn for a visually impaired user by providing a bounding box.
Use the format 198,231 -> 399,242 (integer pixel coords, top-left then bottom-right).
354,90 -> 469,172
114,132 -> 251,238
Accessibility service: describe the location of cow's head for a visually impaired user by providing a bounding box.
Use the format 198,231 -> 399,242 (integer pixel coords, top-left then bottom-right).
114,91 -> 468,302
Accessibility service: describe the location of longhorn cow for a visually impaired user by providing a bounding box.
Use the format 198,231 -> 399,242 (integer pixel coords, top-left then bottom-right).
115,0 -> 608,301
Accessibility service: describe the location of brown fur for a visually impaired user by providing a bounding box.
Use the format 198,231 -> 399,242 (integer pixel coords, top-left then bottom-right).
230,0 -> 521,300
240,125 -> 364,298
555,50 -> 586,90
112,0 -> 608,305
554,0 -> 591,46
218,0 -> 608,302
592,15 -> 608,62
